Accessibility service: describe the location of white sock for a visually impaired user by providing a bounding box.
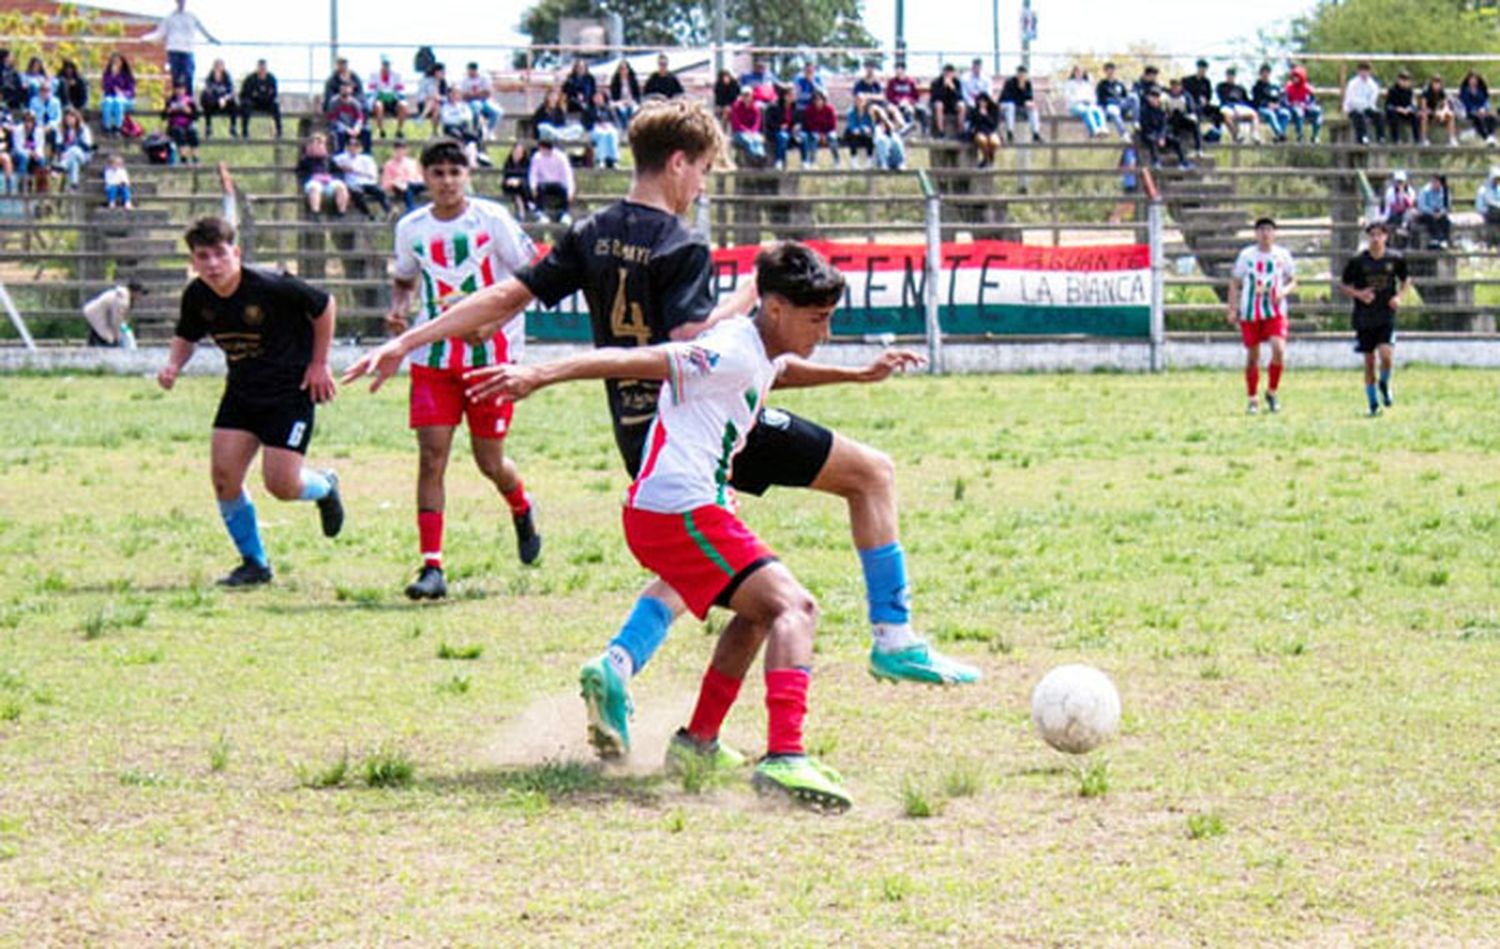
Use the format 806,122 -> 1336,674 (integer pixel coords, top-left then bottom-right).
871,622 -> 919,652
605,644 -> 634,681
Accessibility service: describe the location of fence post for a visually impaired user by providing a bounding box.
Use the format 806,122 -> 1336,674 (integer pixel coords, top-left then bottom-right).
918,170 -> 944,375
1148,199 -> 1165,373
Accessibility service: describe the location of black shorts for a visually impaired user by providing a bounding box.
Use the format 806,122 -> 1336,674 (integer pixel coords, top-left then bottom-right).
213,388 -> 315,454
1354,323 -> 1395,353
616,407 -> 835,496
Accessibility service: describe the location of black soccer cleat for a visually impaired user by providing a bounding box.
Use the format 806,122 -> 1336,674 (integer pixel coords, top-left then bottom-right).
1266,392 -> 1280,414
405,565 -> 447,601
316,470 -> 344,538
514,507 -> 542,565
218,558 -> 273,588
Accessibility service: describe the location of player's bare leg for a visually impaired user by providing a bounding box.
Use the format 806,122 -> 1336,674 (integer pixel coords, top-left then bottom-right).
471,434 -> 540,564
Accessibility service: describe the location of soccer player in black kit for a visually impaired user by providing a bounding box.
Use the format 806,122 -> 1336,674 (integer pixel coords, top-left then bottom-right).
158,216 -> 344,586
1339,221 -> 1411,416
345,99 -> 978,765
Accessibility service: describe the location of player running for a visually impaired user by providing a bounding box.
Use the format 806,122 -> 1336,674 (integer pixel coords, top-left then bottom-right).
156,216 -> 344,586
344,98 -> 978,762
387,139 -> 541,600
473,242 -> 856,810
1339,221 -> 1410,416
1227,217 -> 1298,415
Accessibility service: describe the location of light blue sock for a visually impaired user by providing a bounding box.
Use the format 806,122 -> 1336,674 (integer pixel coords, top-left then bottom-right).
608,595 -> 675,674
858,542 -> 911,625
217,491 -> 268,567
298,468 -> 331,501
1365,383 -> 1379,410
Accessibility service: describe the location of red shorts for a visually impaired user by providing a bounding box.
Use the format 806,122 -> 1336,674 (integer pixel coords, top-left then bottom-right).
1239,316 -> 1288,347
623,504 -> 776,620
408,365 -> 514,437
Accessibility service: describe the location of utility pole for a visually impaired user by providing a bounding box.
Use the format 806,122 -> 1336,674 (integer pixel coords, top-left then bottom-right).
992,0 -> 1001,77
713,0 -> 726,76
329,0 -> 339,70
895,0 -> 906,69
1021,0 -> 1035,71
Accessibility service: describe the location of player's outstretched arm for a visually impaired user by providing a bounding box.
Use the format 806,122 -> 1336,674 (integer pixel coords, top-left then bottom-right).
464,347 -> 670,402
343,278 -> 535,392
156,337 -> 195,391
774,349 -> 926,389
302,298 -> 337,404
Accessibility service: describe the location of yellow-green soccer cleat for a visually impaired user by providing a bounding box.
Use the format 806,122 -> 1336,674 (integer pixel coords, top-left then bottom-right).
664,727 -> 747,775
869,640 -> 981,685
578,655 -> 633,759
751,755 -> 852,813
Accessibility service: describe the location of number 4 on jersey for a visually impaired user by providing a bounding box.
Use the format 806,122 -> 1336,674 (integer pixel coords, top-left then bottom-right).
609,267 -> 651,345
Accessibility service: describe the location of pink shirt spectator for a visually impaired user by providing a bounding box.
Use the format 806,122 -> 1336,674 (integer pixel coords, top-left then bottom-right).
528,146 -> 574,197
381,154 -> 421,191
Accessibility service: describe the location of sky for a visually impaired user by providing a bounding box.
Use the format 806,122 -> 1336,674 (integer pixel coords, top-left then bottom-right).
93,0 -> 1320,92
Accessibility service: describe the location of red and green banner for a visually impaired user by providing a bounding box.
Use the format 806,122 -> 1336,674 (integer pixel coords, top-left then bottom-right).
527,239 -> 1151,341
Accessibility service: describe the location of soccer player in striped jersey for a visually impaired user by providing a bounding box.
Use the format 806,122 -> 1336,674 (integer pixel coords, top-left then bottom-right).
1227,217 -> 1298,414
387,139 -> 541,600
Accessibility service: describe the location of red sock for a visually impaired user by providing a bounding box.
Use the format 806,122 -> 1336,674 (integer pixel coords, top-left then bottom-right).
686,665 -> 742,743
1245,363 -> 1260,397
1268,362 -> 1283,393
502,480 -> 531,516
765,667 -> 810,756
417,509 -> 443,568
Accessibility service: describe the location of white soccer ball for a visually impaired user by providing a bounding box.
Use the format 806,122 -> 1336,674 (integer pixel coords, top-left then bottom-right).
1030,664 -> 1121,755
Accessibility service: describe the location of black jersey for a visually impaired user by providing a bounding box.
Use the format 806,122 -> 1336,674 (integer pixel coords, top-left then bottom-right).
175,267 -> 331,403
1341,251 -> 1409,329
515,200 -> 715,461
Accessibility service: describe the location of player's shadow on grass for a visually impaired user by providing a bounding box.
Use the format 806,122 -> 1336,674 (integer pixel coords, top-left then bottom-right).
423,760 -> 663,808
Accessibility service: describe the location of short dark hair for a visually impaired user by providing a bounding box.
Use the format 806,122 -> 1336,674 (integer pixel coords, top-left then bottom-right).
126,279 -> 147,295
1365,220 -> 1389,234
1253,216 -> 1277,229
419,138 -> 469,169
1196,58 -> 1209,68
756,242 -> 845,308
184,216 -> 236,250
1104,62 -> 1116,70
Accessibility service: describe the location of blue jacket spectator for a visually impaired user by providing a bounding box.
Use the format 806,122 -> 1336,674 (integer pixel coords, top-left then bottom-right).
1459,71 -> 1496,144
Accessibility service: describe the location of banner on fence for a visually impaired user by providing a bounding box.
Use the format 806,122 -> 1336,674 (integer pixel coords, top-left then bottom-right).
526,239 -> 1152,341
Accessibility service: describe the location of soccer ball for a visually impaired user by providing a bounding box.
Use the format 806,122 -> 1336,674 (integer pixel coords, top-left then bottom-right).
1030,664 -> 1121,755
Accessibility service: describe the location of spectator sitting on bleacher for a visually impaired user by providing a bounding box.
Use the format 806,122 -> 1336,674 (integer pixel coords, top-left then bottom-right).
1459,71 -> 1497,146
10,111 -> 49,192
853,62 -> 883,100
0,116 -> 15,197
1065,66 -> 1107,137
1343,61 -> 1385,145
416,63 -> 449,132
296,132 -> 349,217
1096,62 -> 1129,138
461,62 -> 502,139
0,52 -> 23,113
28,81 -> 61,135
643,54 -> 684,100
799,90 -> 840,168
199,59 -> 237,138
367,56 -> 409,139
381,138 -> 425,213
144,0 -> 217,93
21,57 -> 48,104
960,58 -> 991,115
872,102 -> 906,170
100,53 -> 136,136
323,57 -> 363,113
929,64 -> 966,139
1384,70 -> 1420,144
1381,170 -> 1415,242
328,83 -> 372,154
163,81 -> 200,164
1138,86 -> 1189,170
103,152 -> 132,208
713,70 -> 740,122
1416,172 -> 1450,248
794,61 -> 826,113
239,59 -> 281,138
740,59 -> 772,96
967,92 -> 1002,169
884,63 -> 923,132
1251,64 -> 1291,143
527,136 -> 573,224
1216,67 -> 1260,143
1165,77 -> 1204,157
55,60 -> 87,112
843,94 -> 877,169
764,82 -> 797,169
1127,65 -> 1160,123
1182,59 -> 1223,144
1284,65 -> 1322,144
532,87 -> 585,145
563,59 -> 597,116
728,86 -> 767,166
439,85 -> 488,167
1420,75 -> 1457,146
999,65 -> 1043,144
334,136 -> 390,219
499,139 -> 533,220
609,59 -> 641,125
583,89 -> 621,169
55,107 -> 94,191
1477,168 -> 1500,245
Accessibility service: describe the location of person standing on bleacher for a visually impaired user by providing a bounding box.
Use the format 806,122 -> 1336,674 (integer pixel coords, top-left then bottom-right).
143,0 -> 218,94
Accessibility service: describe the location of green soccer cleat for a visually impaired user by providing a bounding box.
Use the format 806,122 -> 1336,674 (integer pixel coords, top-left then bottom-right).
869,640 -> 981,685
664,727 -> 748,774
751,754 -> 852,813
579,655 -> 633,759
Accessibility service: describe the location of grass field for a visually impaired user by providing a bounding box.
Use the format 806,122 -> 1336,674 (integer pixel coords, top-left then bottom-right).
2,368 -> 1499,944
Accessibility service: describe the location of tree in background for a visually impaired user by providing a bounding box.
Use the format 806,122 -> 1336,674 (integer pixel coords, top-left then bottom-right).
1291,0 -> 1500,89
0,6 -> 166,107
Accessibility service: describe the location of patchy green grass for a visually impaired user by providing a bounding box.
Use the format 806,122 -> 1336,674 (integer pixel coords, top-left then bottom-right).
1,370 -> 1499,942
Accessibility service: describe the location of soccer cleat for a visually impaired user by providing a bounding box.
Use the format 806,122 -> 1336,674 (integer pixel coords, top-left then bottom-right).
1266,392 -> 1280,414
664,727 -> 747,774
316,470 -> 344,538
405,564 -> 447,600
217,558 -> 273,588
751,754 -> 852,813
869,640 -> 981,686
1247,398 -> 1259,415
1379,381 -> 1393,407
513,507 -> 542,565
579,655 -> 633,759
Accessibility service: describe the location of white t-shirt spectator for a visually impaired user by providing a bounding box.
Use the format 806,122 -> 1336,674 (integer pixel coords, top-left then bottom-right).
961,69 -> 991,107
334,150 -> 379,189
145,10 -> 215,53
461,74 -> 493,101
1344,74 -> 1381,113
